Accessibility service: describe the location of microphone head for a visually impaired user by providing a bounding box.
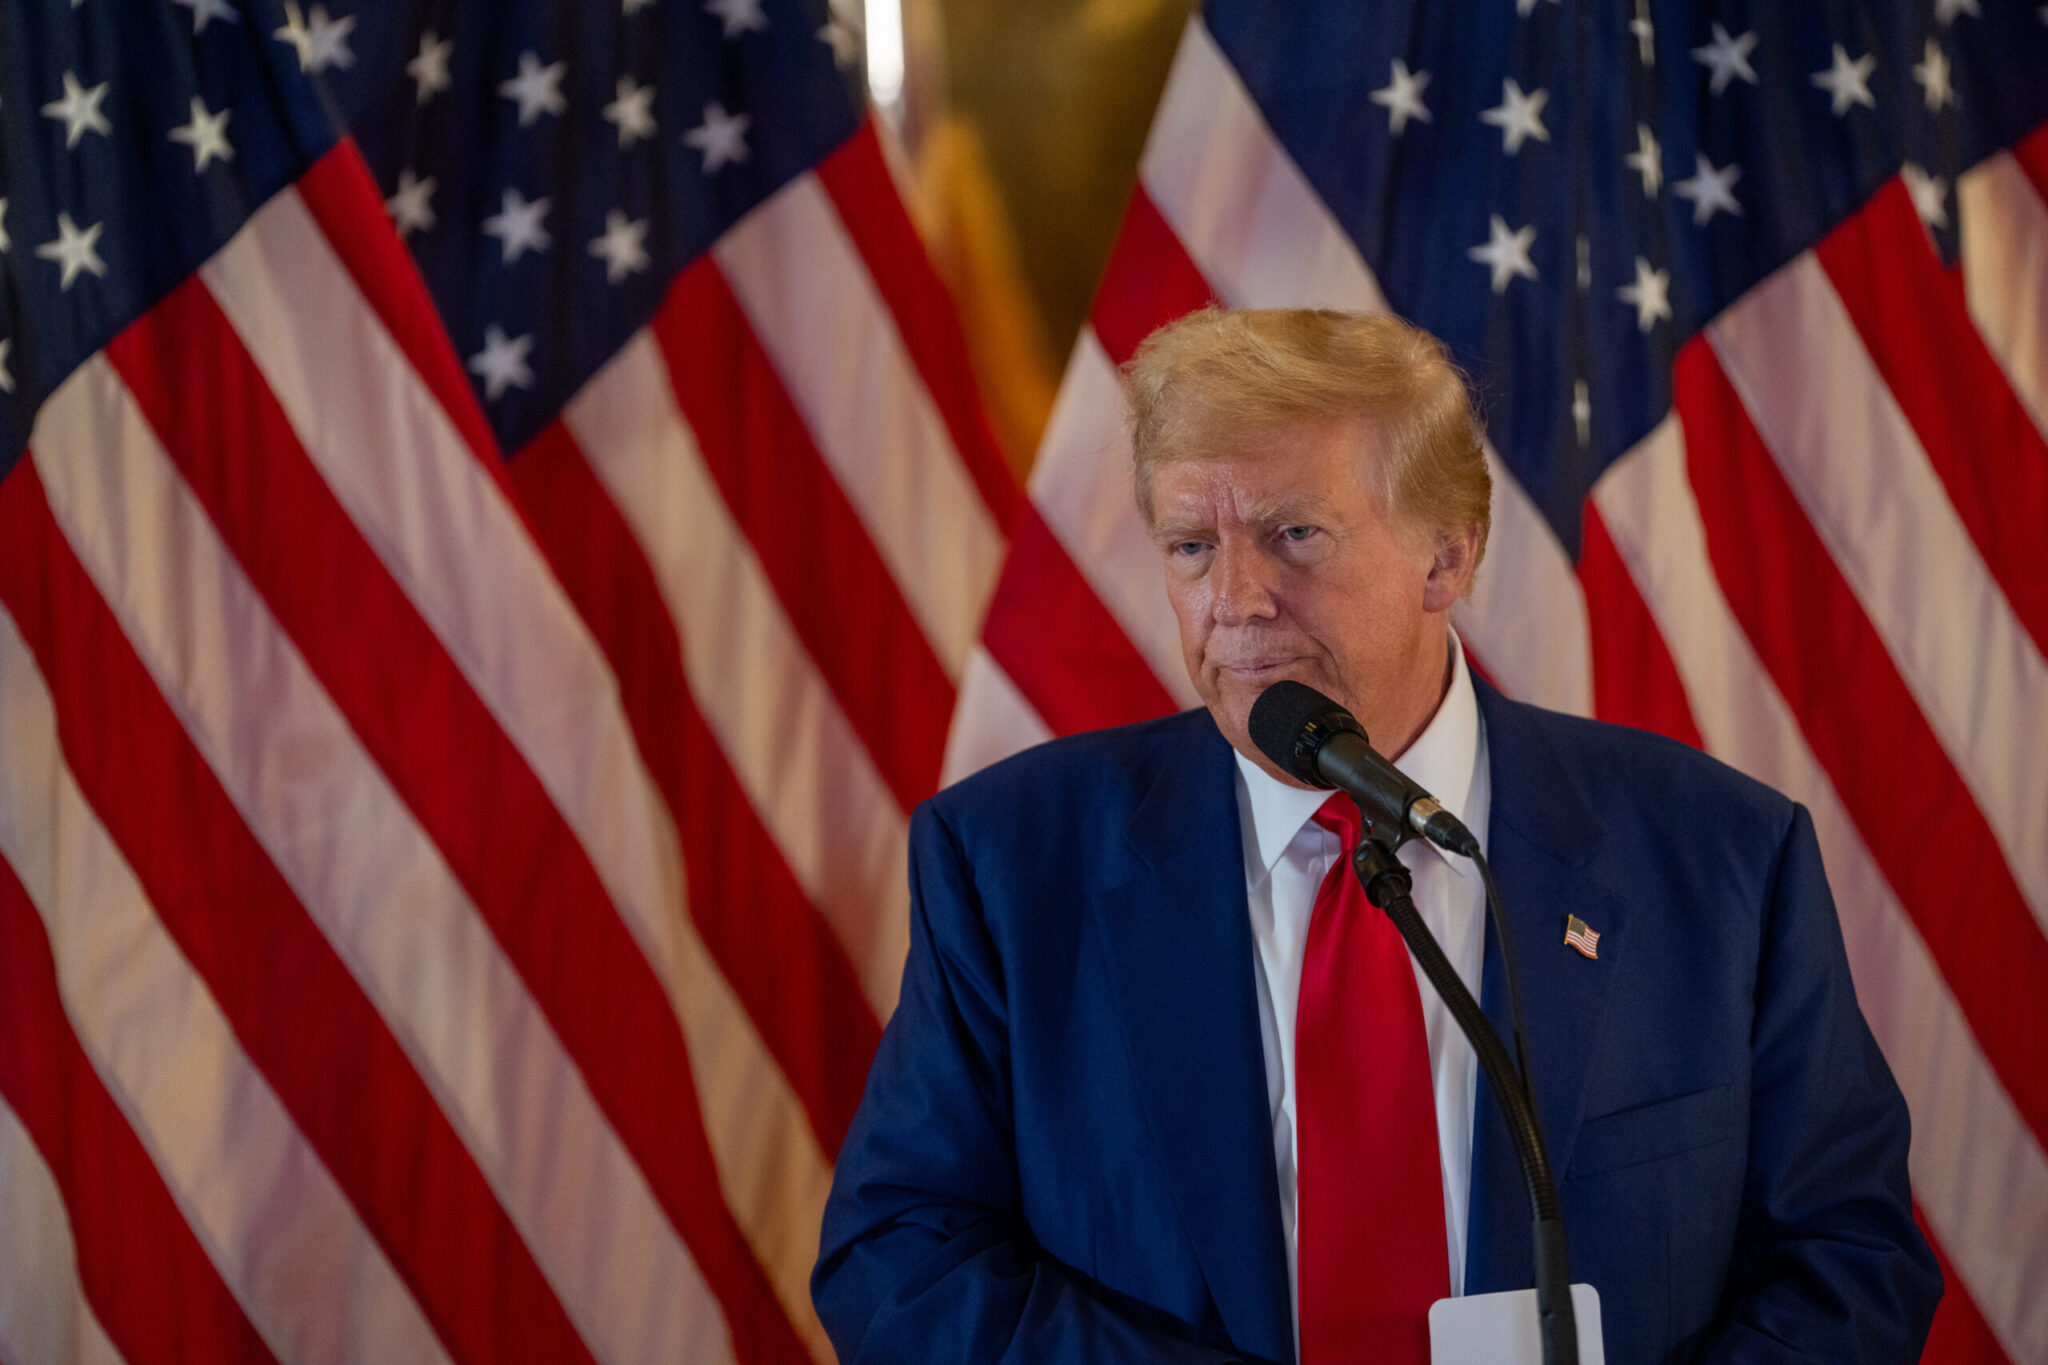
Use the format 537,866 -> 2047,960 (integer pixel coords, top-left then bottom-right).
1247,680 -> 1366,786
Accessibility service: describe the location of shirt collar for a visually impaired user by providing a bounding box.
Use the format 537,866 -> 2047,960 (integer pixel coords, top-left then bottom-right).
1233,631 -> 1482,877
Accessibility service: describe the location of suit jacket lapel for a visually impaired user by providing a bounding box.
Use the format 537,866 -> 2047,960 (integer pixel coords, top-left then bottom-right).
1464,681 -> 1630,1296
1087,714 -> 1295,1365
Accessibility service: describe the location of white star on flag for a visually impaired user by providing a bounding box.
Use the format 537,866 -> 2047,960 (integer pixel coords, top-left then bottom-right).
1811,45 -> 1876,117
468,325 -> 534,401
705,0 -> 768,38
1935,0 -> 1981,23
1691,22 -> 1759,96
172,0 -> 238,33
386,168 -> 436,237
1617,256 -> 1673,332
1369,59 -> 1431,136
623,0 -> 657,13
1626,123 -> 1662,197
1914,39 -> 1957,111
0,199 -> 10,254
1630,0 -> 1655,65
1901,163 -> 1951,230
481,187 -> 552,262
168,96 -> 233,173
40,71 -> 112,149
408,32 -> 453,105
0,338 -> 12,395
684,101 -> 752,172
1468,214 -> 1538,293
603,77 -> 658,147
1480,78 -> 1550,155
1514,0 -> 1558,16
589,210 -> 652,283
273,3 -> 356,74
1674,152 -> 1743,225
35,212 -> 107,291
817,0 -> 863,68
499,51 -> 568,127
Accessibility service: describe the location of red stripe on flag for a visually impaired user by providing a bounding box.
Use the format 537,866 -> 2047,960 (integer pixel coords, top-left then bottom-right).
510,421 -> 880,1154
1916,1207 -> 2013,1365
2013,121 -> 2048,205
815,119 -> 1025,533
1815,177 -> 2048,655
1674,337 -> 2048,1148
979,506 -> 1180,736
294,140 -> 505,473
0,854 -> 278,1365
1578,502 -> 1704,748
104,287 -> 808,1365
652,259 -> 955,809
1091,186 -> 1219,368
0,462 -> 596,1365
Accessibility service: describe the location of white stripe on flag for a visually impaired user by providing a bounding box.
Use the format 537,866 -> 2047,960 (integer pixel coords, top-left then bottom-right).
1026,328 -> 1199,709
1140,18 -> 1386,316
714,174 -> 1006,679
1959,151 -> 2048,444
1135,19 -> 1593,717
1709,257 -> 2048,933
34,355 -> 730,1365
940,644 -> 1054,787
1593,415 -> 2048,1362
0,1093 -> 126,1365
567,330 -> 912,1019
0,597 -> 453,1365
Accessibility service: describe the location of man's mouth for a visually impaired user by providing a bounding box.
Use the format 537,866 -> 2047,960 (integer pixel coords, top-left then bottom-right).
1215,658 -> 1303,679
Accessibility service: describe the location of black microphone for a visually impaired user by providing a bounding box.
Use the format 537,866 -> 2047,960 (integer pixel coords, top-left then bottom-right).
1247,680 -> 1481,858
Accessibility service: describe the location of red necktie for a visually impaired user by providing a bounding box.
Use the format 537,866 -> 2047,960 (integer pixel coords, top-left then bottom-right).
1294,793 -> 1449,1362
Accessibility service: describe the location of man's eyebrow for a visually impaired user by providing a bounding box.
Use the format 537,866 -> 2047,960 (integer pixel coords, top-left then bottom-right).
1149,496 -> 1343,545
1148,516 -> 1210,546
1240,493 -> 1341,526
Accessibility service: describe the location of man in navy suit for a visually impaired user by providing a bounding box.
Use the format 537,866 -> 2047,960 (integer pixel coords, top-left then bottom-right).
814,309 -> 1939,1362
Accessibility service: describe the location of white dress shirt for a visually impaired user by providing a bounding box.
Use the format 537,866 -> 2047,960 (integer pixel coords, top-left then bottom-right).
1231,633 -> 1492,1331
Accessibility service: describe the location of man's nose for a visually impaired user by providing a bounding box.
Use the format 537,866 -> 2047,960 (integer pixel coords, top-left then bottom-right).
1211,542 -> 1280,625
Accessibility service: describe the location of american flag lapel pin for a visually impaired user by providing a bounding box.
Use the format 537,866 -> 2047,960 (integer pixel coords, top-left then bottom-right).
1564,915 -> 1601,960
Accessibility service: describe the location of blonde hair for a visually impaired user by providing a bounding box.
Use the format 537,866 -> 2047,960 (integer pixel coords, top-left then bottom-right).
1123,308 -> 1491,568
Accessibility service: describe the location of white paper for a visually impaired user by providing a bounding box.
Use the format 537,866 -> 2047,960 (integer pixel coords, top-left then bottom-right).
1428,1283 -> 1605,1364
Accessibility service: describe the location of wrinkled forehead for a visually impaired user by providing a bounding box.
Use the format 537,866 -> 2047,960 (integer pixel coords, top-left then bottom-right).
1136,408 -> 1393,518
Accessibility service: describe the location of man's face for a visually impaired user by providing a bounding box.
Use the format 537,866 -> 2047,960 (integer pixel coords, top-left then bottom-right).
1148,416 -> 1466,785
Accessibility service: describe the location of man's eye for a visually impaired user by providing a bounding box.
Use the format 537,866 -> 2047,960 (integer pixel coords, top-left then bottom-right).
1173,541 -> 1208,557
1281,525 -> 1316,542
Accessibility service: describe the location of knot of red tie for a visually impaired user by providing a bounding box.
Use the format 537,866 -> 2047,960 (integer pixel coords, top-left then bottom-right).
1310,790 -> 1364,848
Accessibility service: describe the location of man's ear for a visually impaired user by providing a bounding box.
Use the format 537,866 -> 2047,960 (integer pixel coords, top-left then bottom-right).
1420,523 -> 1481,613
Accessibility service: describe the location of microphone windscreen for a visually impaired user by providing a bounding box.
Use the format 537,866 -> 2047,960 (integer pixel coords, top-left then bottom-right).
1247,679 -> 1342,783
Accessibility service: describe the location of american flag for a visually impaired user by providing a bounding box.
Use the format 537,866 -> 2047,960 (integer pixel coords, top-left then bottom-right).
946,1 -> 2048,1361
0,0 -> 1016,1361
1563,915 -> 1601,961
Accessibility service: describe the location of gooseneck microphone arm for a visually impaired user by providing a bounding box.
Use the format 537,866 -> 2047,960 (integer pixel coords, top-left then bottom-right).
1348,835 -> 1577,1365
1247,680 -> 1577,1365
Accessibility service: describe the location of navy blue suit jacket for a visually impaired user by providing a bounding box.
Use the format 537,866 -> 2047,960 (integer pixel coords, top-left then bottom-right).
815,682 -> 1940,1362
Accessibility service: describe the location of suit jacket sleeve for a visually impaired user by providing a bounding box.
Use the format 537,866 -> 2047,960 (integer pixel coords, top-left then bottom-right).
1700,804 -> 1941,1361
812,799 -> 1257,1364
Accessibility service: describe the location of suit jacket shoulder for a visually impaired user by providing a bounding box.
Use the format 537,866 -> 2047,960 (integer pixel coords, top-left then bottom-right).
922,708 -> 1235,905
